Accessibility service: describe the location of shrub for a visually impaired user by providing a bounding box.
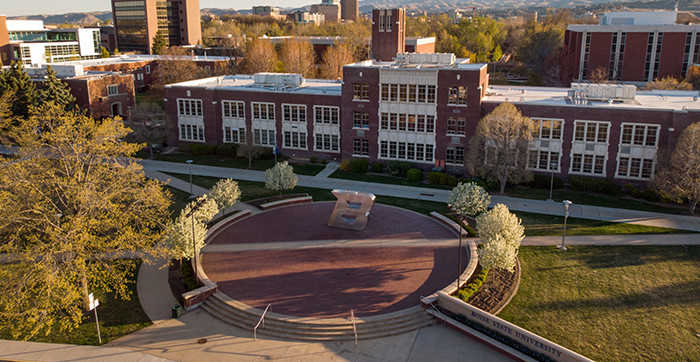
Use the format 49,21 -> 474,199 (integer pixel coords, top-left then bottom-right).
387,161 -> 413,177
446,175 -> 458,187
348,159 -> 369,173
428,171 -> 447,185
257,147 -> 275,160
641,188 -> 660,202
188,143 -> 217,155
464,225 -> 477,237
321,159 -> 328,165
569,175 -> 621,195
216,143 -> 237,157
454,268 -> 489,302
527,174 -> 563,189
406,168 -> 423,182
310,156 -> 318,164
624,183 -> 640,196
338,158 -> 351,172
371,162 -> 383,173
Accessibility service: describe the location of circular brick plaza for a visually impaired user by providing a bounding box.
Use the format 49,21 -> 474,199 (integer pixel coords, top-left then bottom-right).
201,202 -> 468,318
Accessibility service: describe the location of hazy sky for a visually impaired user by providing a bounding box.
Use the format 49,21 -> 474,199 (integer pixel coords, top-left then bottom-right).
3,0 -> 312,17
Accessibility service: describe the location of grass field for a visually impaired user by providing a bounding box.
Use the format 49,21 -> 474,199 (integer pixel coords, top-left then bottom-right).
163,172 -> 687,236
499,246 -> 700,361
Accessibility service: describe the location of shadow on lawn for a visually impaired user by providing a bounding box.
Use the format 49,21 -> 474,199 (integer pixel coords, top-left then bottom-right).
566,245 -> 698,269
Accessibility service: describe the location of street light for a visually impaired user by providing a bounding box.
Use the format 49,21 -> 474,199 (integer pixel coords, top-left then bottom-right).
186,159 -> 194,197
449,206 -> 466,290
559,200 -> 572,251
186,198 -> 207,284
548,161 -> 558,201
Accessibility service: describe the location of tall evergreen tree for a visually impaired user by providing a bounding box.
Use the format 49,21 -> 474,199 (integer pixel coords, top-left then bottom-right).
0,61 -> 37,119
37,66 -> 75,110
151,31 -> 167,55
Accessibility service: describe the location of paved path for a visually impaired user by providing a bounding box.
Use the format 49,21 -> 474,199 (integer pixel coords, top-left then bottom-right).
0,340 -> 173,362
139,159 -> 700,232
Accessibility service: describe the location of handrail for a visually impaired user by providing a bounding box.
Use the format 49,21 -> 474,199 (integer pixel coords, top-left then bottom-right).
421,296 -> 446,324
350,309 -> 358,347
253,304 -> 271,341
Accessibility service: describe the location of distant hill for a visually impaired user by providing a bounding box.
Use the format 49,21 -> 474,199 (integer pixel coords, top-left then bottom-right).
9,11 -> 112,26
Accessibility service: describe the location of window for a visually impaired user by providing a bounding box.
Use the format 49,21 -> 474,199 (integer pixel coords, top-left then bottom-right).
616,123 -> 658,179
314,106 -> 339,124
379,113 -> 434,133
574,121 -> 609,143
379,141 -> 433,162
620,124 -> 659,147
179,123 -> 204,142
386,14 -> 392,32
571,153 -> 605,175
448,86 -> 467,105
529,150 -> 560,171
107,84 -> 118,96
145,65 -> 151,74
314,134 -> 339,152
283,131 -> 307,149
447,117 -> 466,136
222,101 -> 245,118
353,83 -> 369,101
353,139 -> 369,156
532,119 -> 563,140
177,99 -> 202,116
381,84 -> 389,101
446,147 -> 465,165
252,102 -> 275,120
353,111 -> 369,129
223,127 -> 245,143
253,129 -> 275,146
282,104 -> 306,123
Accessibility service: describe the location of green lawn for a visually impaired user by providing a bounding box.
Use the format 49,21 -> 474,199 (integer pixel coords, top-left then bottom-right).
163,172 -> 687,236
329,170 -> 451,190
499,246 -> 700,361
7,260 -> 152,345
149,153 -> 325,176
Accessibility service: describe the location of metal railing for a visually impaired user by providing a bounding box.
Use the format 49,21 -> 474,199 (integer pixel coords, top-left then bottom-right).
350,309 -> 358,347
253,304 -> 271,341
421,296 -> 446,325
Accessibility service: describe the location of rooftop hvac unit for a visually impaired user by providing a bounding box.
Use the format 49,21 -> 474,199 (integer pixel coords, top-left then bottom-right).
395,52 -> 455,66
253,73 -> 304,87
570,83 -> 636,102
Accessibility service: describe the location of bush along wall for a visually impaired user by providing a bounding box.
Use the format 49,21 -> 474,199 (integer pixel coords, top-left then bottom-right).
455,268 -> 489,302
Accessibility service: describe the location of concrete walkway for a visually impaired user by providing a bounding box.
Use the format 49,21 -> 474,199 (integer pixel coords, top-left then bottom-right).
0,340 -> 173,362
139,159 -> 700,232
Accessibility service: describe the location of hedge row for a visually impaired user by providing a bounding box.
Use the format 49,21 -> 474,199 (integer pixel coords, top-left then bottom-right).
181,259 -> 198,291
455,268 -> 489,302
569,175 -> 621,195
527,174 -> 564,189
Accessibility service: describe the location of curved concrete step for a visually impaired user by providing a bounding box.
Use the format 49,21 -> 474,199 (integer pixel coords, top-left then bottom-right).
201,291 -> 436,341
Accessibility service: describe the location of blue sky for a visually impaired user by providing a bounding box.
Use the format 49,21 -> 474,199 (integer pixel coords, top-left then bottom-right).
3,0 -> 311,17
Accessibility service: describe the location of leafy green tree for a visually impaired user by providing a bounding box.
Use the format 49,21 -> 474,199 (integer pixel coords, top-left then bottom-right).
0,61 -> 37,118
517,21 -> 564,75
476,204 -> 524,272
37,66 -> 76,110
100,46 -> 110,58
151,31 -> 167,55
469,103 -> 534,194
0,103 -> 172,339
265,161 -> 298,194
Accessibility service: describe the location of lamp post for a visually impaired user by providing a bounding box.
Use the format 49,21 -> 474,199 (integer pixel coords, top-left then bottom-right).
559,200 -> 572,251
186,159 -> 194,197
186,198 -> 207,284
548,161 -> 558,201
449,206 -> 465,290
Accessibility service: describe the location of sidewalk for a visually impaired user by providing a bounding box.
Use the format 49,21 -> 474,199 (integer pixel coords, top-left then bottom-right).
0,340 -> 173,362
139,159 -> 700,232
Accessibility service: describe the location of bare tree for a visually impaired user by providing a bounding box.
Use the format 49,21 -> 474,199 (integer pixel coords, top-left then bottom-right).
320,43 -> 353,80
243,38 -> 278,74
151,47 -> 198,91
280,38 -> 316,78
469,103 -> 534,194
655,122 -> 700,214
237,129 -> 266,168
124,101 -> 166,158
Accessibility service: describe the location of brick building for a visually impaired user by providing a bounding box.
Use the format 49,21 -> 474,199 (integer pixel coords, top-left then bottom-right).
111,0 -> 201,54
563,11 -> 700,83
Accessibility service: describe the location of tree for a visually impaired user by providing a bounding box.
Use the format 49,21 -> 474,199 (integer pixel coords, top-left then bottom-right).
587,66 -> 610,84
37,66 -> 76,110
151,31 -> 167,55
475,204 -> 524,272
686,65 -> 700,90
0,103 -> 172,339
517,21 -> 564,76
643,76 -> 693,91
100,46 -> 110,58
242,38 -> 278,74
151,47 -> 198,91
655,122 -> 700,214
469,103 -> 534,194
280,38 -> 316,77
320,43 -> 353,80
209,178 -> 241,216
448,182 -> 490,219
167,195 -> 218,259
265,161 -> 298,194
0,61 -> 37,119
237,129 -> 266,168
125,101 -> 166,158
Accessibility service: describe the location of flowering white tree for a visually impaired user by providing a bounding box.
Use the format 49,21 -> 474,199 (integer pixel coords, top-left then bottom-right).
265,161 -> 298,194
209,178 -> 241,216
476,204 -> 525,272
448,182 -> 490,219
167,195 -> 218,259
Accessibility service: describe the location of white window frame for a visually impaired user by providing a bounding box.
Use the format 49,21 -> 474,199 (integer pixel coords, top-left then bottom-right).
313,105 -> 339,124
177,98 -> 203,117
107,84 -> 118,96
251,102 -> 275,121
222,100 -> 245,119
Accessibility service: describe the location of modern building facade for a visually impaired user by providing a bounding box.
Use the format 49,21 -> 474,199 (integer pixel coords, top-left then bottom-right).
0,17 -> 100,66
310,1 -> 341,23
111,0 -> 201,54
563,11 -> 700,82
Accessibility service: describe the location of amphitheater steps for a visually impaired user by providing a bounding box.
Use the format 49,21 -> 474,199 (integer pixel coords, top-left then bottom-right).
201,291 -> 436,341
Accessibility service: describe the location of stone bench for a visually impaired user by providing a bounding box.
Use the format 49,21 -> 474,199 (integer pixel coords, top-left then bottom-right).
260,196 -> 313,210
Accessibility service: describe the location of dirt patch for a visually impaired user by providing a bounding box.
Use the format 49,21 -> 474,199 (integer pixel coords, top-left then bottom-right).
464,259 -> 521,315
167,259 -> 186,306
